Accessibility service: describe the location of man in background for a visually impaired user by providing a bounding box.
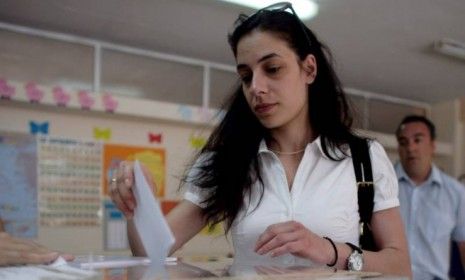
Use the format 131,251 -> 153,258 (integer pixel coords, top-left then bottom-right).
395,115 -> 465,279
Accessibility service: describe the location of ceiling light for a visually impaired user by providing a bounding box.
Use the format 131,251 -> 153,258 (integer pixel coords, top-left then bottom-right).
433,38 -> 465,61
220,0 -> 318,20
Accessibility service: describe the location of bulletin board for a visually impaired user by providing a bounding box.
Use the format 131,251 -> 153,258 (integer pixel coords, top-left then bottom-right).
102,143 -> 165,197
0,131 -> 38,238
38,137 -> 102,226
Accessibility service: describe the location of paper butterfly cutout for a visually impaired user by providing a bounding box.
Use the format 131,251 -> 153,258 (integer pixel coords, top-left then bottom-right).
148,133 -> 162,144
189,135 -> 207,149
0,78 -> 15,99
29,121 -> 49,135
178,105 -> 192,120
52,86 -> 71,107
102,93 -> 118,113
25,82 -> 44,103
78,90 -> 95,110
93,127 -> 112,141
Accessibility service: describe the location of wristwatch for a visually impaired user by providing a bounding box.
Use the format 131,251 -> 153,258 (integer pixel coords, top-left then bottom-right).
346,243 -> 363,271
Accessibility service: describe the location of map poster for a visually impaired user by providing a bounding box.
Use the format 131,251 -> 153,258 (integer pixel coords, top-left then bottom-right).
102,144 -> 165,197
0,131 -> 38,238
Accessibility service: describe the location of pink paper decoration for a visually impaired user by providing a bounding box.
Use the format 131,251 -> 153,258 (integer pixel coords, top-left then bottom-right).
0,78 -> 16,99
78,90 -> 95,110
102,93 -> 118,113
52,86 -> 71,107
25,82 -> 44,103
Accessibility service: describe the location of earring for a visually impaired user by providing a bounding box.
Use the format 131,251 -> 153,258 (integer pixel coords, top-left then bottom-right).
307,73 -> 315,84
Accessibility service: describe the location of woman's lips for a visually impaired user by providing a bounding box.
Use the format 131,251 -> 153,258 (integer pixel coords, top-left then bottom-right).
254,103 -> 276,115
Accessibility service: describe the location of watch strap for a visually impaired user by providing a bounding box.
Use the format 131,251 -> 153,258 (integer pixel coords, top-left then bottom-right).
346,242 -> 364,271
346,242 -> 362,254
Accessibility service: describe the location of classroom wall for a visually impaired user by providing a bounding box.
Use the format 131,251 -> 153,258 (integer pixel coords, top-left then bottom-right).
0,101 -> 233,257
431,99 -> 465,177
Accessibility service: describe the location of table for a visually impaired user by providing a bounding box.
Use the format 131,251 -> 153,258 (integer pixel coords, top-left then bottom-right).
0,256 -> 408,280
84,256 -> 408,280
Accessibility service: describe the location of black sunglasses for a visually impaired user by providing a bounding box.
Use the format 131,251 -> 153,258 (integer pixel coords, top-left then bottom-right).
234,2 -> 312,48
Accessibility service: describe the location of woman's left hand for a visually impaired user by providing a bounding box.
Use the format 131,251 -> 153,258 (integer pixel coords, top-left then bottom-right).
254,221 -> 332,264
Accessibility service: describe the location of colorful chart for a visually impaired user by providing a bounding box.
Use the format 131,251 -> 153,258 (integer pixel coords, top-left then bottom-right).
102,144 -> 166,197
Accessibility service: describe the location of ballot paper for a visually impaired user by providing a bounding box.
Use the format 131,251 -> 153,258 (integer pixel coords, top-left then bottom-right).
133,160 -> 175,270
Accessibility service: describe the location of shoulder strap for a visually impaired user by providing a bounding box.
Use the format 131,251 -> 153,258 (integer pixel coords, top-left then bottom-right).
348,137 -> 376,250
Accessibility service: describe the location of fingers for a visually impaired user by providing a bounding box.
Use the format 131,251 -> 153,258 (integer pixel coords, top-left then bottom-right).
0,234 -> 60,266
109,161 -> 136,218
267,240 -> 302,257
0,250 -> 57,266
122,161 -> 135,190
17,251 -> 59,265
255,221 -> 299,252
0,234 -> 43,252
256,231 -> 300,256
59,253 -> 75,262
255,221 -> 307,257
118,162 -> 136,209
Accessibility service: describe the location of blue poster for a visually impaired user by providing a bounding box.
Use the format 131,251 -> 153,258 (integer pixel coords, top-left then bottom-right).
0,131 -> 38,238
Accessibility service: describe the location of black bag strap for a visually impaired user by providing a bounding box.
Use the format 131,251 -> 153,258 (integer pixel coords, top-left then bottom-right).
348,137 -> 376,251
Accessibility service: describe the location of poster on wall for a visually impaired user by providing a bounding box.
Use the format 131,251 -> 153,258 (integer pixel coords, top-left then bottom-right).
38,137 -> 102,226
103,199 -> 128,250
102,144 -> 165,197
0,131 -> 38,238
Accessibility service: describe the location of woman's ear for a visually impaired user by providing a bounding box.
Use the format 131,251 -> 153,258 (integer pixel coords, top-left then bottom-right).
303,54 -> 317,84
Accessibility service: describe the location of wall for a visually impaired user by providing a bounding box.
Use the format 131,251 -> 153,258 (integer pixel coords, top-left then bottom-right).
431,99 -> 465,177
0,100 -> 233,257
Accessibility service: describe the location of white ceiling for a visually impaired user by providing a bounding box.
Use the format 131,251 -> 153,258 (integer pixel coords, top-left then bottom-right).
0,0 -> 464,104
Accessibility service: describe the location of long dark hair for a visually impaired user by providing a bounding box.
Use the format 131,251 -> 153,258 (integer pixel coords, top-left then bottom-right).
183,10 -> 359,232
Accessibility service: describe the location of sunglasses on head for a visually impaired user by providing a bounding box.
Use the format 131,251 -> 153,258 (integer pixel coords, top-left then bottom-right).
234,2 -> 312,48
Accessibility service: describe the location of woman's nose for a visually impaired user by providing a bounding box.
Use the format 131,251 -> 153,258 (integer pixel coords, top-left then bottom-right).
250,72 -> 266,95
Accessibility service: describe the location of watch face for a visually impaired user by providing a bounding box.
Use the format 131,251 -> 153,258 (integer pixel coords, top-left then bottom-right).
348,251 -> 363,271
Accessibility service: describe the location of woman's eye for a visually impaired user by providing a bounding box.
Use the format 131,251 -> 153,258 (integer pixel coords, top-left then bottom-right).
266,66 -> 280,74
240,75 -> 252,84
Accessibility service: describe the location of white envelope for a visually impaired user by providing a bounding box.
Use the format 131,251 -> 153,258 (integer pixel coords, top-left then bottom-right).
133,160 -> 175,270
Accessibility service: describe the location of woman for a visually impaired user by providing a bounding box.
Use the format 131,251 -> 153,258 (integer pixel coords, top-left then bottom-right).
110,2 -> 410,276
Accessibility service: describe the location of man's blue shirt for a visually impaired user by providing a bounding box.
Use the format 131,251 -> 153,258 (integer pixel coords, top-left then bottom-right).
395,163 -> 465,280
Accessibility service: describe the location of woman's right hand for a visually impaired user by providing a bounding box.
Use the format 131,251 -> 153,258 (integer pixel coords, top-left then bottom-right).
109,161 -> 157,218
109,161 -> 137,218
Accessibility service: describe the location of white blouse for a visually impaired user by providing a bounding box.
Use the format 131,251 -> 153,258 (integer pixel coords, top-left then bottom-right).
184,137 -> 399,266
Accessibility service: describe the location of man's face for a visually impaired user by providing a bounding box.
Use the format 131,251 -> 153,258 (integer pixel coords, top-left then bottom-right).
397,122 -> 435,178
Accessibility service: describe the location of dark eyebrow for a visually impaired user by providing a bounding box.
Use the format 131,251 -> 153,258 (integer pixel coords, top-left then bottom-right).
236,53 -> 280,71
